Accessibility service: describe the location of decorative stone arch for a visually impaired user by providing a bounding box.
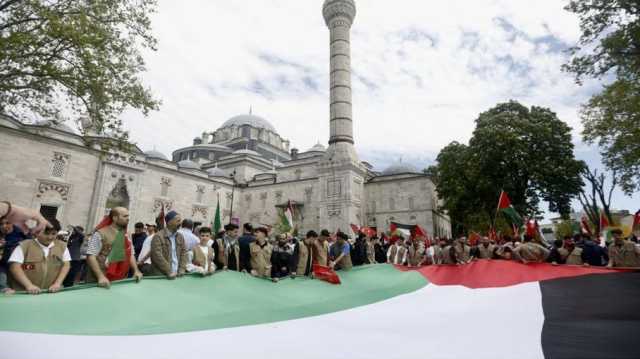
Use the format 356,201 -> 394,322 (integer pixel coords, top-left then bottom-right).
105,178 -> 130,213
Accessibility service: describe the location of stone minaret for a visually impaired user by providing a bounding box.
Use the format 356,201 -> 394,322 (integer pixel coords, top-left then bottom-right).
318,0 -> 366,233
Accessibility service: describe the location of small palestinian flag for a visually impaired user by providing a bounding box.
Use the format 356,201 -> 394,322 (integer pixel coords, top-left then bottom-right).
389,221 -> 416,237
2,262 -> 638,359
281,200 -> 294,232
497,190 -> 524,227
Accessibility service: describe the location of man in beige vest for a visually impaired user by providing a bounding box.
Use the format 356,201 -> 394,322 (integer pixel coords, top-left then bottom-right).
8,219 -> 70,294
86,207 -> 143,288
186,227 -> 215,275
250,227 -> 274,280
313,229 -> 331,266
514,235 -> 550,263
443,237 -> 472,265
387,236 -> 408,265
608,229 -> 640,268
475,236 -> 496,259
406,237 -> 425,267
150,211 -> 188,279
292,230 -> 316,277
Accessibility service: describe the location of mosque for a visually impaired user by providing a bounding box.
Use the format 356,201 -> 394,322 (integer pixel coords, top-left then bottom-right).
0,0 -> 451,237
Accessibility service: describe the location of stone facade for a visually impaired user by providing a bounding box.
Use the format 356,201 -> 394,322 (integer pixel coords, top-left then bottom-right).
0,0 -> 451,238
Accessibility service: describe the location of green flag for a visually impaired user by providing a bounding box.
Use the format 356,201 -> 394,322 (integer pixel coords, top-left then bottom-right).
213,196 -> 222,234
497,191 -> 524,228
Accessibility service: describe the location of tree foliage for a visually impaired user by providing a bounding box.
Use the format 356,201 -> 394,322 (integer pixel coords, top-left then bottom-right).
431,101 -> 585,235
564,0 -> 640,194
0,0 -> 160,141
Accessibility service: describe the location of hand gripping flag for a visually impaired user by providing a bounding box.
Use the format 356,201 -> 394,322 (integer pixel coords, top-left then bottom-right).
94,216 -> 132,281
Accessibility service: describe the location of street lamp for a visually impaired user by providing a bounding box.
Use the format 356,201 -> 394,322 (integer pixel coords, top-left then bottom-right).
229,169 -> 237,224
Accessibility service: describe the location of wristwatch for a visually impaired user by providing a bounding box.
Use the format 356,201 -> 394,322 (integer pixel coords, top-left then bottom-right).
0,201 -> 11,220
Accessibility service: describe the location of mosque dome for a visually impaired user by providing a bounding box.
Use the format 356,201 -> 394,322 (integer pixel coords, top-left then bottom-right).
220,114 -> 276,132
144,149 -> 168,161
382,160 -> 420,175
307,142 -> 326,152
177,159 -> 200,170
34,120 -> 75,133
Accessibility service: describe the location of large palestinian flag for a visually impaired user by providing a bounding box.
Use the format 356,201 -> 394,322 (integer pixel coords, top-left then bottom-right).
1,262 -> 638,359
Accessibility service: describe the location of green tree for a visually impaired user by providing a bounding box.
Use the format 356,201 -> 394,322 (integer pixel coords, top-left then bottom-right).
564,0 -> 640,194
432,101 -> 585,235
0,0 -> 160,142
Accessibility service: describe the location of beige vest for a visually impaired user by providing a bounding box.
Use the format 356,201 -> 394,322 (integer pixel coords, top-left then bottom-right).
250,242 -> 273,277
296,241 -> 314,275
86,226 -> 119,283
388,245 -> 407,265
313,240 -> 329,266
366,241 -> 375,264
10,239 -> 66,291
192,245 -> 214,270
477,244 -> 495,259
518,242 -> 548,262
407,246 -> 424,266
216,238 -> 240,271
565,247 -> 583,265
609,241 -> 640,267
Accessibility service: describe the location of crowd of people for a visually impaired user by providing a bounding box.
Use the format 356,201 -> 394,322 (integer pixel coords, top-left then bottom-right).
1,201 -> 639,295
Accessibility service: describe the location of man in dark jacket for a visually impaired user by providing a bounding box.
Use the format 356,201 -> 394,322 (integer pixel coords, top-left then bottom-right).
0,217 -> 28,292
581,235 -> 608,266
131,222 -> 147,260
351,233 -> 367,266
238,223 -> 255,272
271,234 -> 294,279
63,226 -> 85,287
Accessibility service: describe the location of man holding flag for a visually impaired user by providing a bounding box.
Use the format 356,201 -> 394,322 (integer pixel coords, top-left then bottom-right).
86,207 -> 143,288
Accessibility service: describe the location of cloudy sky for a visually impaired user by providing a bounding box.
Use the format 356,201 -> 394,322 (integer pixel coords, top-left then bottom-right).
120,0 -> 638,217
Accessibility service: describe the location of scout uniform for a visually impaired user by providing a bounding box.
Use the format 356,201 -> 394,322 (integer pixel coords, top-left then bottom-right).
9,239 -> 67,291
608,241 -> 640,267
250,241 -> 273,277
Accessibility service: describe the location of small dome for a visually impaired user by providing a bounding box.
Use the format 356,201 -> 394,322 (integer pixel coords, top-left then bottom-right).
220,114 -> 276,132
207,166 -> 227,177
145,150 -> 168,161
382,159 -> 420,175
34,120 -> 75,133
307,142 -> 326,152
177,159 -> 200,170
232,149 -> 261,157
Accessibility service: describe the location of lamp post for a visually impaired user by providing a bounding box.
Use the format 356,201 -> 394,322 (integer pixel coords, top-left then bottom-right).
229,169 -> 237,224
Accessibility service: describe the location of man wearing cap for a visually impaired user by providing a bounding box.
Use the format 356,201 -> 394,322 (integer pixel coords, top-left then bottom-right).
86,207 -> 143,288
607,229 -> 640,268
150,211 -> 188,279
329,232 -> 352,271
313,229 -> 331,266
8,218 -> 70,294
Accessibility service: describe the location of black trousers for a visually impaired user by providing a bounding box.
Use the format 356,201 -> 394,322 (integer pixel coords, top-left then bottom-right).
63,260 -> 85,287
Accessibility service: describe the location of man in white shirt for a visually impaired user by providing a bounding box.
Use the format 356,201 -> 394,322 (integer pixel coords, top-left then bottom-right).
178,219 -> 200,251
8,219 -> 70,294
